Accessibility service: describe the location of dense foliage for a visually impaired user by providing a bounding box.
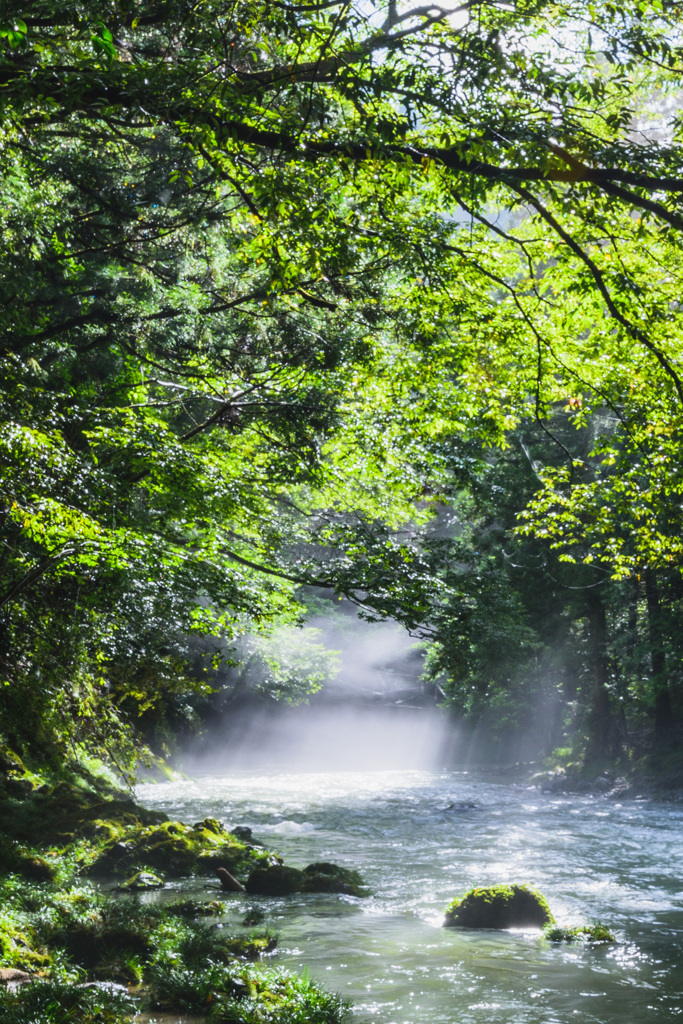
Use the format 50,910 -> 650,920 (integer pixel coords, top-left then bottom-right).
2,0 -> 683,765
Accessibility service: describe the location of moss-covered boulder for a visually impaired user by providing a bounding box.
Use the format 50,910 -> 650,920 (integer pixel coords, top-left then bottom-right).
444,884 -> 554,929
0,918 -> 51,971
301,862 -> 367,896
118,870 -> 165,891
194,817 -> 225,835
1,851 -> 58,882
245,864 -> 304,895
0,779 -> 167,847
245,861 -> 367,897
90,818 -> 272,878
165,898 -> 226,917
51,922 -> 153,969
5,778 -> 34,800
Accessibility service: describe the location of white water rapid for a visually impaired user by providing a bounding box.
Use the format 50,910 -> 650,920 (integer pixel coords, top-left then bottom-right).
136,767 -> 683,1024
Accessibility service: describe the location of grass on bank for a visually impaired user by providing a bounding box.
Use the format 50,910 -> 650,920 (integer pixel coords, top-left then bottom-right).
0,869 -> 348,1023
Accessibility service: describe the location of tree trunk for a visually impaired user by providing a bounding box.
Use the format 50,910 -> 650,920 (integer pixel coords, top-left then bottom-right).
644,571 -> 675,742
584,589 -> 617,762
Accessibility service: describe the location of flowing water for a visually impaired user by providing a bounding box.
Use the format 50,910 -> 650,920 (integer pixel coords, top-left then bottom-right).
136,768 -> 683,1024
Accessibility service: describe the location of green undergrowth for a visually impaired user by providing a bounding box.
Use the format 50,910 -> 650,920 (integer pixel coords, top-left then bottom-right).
0,980 -> 137,1024
148,962 -> 348,1022
0,872 -> 346,1023
0,742 -> 350,1024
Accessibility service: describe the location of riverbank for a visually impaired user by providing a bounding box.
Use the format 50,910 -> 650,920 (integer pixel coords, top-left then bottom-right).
524,745 -> 683,801
3,737 -> 683,1024
0,743 -> 352,1024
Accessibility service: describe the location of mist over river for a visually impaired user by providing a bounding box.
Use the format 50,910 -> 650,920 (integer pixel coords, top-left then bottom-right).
137,768 -> 683,1024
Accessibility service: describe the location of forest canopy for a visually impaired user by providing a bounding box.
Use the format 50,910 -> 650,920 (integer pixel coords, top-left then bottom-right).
2,0 -> 683,768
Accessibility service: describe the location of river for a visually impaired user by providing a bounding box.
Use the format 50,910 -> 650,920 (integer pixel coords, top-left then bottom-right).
136,767 -> 683,1024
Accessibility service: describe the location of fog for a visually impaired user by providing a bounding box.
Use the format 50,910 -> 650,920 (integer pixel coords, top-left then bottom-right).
182,703 -> 459,773
181,613 -> 463,773
180,610 -> 554,774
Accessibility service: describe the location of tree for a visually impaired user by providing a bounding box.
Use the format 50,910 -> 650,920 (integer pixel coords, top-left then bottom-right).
2,0 -> 683,765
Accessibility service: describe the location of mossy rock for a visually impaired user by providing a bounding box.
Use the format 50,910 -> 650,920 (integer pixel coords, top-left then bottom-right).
444,884 -> 554,929
245,864 -> 304,895
90,818 -> 266,878
82,818 -> 127,845
245,862 -> 368,897
301,862 -> 368,896
13,853 -> 57,882
0,745 -> 26,775
218,935 -> 277,960
5,777 -> 34,800
0,921 -> 51,970
193,817 -> 225,834
51,924 -> 153,969
165,898 -> 226,917
0,781 -> 167,846
544,923 -> 615,944
118,871 -> 165,892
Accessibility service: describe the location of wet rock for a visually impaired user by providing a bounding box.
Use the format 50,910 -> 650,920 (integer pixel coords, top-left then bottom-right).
444,801 -> 477,811
117,871 -> 165,891
302,862 -> 368,896
217,866 -> 246,893
444,884 -> 554,929
242,906 -> 265,926
231,826 -> 253,841
98,841 -> 133,865
544,923 -> 615,943
245,864 -> 304,895
165,898 -> 225,917
245,861 -> 368,897
535,771 -> 567,794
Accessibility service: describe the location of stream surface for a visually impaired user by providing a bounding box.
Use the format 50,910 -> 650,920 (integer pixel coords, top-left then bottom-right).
136,769 -> 683,1024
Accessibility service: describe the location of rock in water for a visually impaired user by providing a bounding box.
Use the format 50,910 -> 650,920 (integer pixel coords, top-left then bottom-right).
245,864 -> 304,895
444,884 -> 554,929
217,866 -> 246,893
230,825 -> 253,841
117,871 -> 165,891
245,861 -> 368,896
